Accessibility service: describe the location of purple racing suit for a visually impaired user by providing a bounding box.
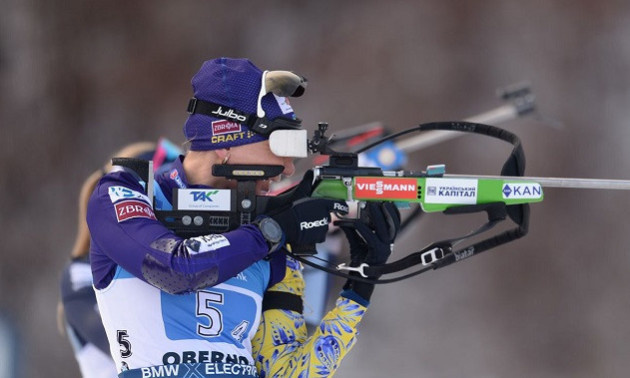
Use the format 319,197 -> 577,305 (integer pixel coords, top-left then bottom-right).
88,156 -> 286,293
87,156 -> 286,377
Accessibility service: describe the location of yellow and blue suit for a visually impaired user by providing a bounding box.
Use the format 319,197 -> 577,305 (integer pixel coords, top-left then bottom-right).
253,256 -> 367,377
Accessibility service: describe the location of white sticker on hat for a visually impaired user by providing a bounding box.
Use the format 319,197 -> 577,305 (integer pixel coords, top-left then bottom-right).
274,94 -> 294,115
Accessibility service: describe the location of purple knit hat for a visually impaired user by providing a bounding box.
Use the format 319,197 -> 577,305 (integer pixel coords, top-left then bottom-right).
183,58 -> 298,151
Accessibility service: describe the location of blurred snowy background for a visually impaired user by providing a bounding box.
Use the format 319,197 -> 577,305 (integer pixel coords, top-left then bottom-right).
3,1 -> 630,377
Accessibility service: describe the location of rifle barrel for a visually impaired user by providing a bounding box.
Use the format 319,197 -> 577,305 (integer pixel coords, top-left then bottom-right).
445,174 -> 630,190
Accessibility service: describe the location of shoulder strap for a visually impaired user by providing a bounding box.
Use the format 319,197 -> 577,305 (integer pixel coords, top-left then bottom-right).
111,157 -> 154,206
111,157 -> 152,183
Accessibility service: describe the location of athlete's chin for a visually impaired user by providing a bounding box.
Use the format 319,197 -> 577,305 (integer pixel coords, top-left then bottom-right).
256,184 -> 270,196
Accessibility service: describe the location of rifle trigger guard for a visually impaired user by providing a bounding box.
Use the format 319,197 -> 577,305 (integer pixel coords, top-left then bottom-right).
336,262 -> 369,278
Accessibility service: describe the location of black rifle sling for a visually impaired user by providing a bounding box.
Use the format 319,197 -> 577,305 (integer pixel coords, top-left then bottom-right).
292,122 -> 531,284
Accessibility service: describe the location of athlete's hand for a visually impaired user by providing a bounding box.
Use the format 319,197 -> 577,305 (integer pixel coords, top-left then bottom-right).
269,197 -> 349,245
341,202 -> 401,268
337,202 -> 400,301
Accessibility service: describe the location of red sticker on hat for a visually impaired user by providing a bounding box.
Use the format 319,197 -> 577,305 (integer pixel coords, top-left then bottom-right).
354,177 -> 418,199
211,120 -> 241,135
114,200 -> 157,222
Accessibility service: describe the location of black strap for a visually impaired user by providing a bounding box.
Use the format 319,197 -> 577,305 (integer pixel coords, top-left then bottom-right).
187,97 -> 302,136
362,202 -> 506,277
187,98 -> 255,126
371,123 -> 529,277
296,121 -> 532,284
111,157 -> 151,183
262,291 -> 303,313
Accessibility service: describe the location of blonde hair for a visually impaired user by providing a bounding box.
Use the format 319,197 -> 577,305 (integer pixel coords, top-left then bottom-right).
70,142 -> 156,258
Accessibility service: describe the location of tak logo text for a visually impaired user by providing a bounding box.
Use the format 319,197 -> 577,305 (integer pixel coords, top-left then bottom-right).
190,190 -> 219,202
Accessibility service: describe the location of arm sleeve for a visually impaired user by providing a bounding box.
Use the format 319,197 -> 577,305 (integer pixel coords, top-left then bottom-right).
252,257 -> 368,377
60,260 -> 110,354
87,171 -> 270,294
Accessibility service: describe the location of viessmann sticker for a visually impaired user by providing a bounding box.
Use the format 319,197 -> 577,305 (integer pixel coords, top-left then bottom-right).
354,177 -> 418,199
424,178 -> 478,204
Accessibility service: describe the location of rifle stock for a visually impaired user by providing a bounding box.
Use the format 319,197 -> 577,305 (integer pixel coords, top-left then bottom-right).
311,172 -> 544,213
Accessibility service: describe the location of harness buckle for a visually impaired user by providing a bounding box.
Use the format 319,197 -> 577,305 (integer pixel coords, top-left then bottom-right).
421,247 -> 445,266
336,262 -> 369,278
187,98 -> 198,114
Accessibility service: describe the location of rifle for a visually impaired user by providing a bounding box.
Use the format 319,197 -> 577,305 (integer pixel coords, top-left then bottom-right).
153,84 -> 545,283
295,120 -> 538,282
152,117 -> 540,284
